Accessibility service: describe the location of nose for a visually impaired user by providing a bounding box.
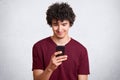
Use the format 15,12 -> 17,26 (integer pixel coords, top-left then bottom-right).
57,25 -> 62,32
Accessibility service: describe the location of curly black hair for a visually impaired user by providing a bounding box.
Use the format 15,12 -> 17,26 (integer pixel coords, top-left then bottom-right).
46,2 -> 76,26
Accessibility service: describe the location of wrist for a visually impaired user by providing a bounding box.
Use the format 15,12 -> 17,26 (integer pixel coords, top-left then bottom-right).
46,67 -> 54,73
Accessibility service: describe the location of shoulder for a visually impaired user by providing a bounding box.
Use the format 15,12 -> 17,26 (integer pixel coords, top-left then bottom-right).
70,38 -> 88,58
33,37 -> 51,48
71,38 -> 87,52
71,38 -> 86,49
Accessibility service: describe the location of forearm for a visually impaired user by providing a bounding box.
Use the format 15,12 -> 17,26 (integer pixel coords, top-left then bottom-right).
34,68 -> 53,80
78,75 -> 88,80
34,52 -> 67,80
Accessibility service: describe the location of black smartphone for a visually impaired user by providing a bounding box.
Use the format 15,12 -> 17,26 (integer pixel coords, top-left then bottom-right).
56,46 -> 65,57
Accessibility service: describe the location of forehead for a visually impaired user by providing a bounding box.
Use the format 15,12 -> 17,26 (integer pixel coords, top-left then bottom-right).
52,19 -> 70,23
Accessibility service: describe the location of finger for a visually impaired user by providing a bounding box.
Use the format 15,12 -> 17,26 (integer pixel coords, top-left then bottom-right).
56,55 -> 68,60
57,57 -> 68,62
51,51 -> 62,58
54,51 -> 62,56
56,61 -> 62,66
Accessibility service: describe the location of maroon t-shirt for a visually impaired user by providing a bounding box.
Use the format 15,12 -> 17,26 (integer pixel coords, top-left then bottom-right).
32,37 -> 90,80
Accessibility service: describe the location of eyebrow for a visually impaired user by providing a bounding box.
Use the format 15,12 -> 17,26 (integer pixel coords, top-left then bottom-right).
52,20 -> 68,24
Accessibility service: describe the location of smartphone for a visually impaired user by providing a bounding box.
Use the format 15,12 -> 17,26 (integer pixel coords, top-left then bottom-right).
56,46 -> 65,57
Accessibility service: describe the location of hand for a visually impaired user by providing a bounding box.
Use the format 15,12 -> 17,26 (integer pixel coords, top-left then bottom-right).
47,51 -> 68,72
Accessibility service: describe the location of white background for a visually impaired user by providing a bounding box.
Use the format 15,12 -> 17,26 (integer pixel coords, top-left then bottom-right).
0,0 -> 120,80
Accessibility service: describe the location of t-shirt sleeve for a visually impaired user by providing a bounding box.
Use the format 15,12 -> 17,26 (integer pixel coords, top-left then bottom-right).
32,44 -> 45,71
78,47 -> 90,74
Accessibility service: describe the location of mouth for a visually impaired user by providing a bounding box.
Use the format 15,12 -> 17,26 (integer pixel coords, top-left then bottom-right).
57,31 -> 63,35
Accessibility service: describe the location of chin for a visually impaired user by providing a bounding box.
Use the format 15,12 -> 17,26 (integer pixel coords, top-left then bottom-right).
56,36 -> 65,39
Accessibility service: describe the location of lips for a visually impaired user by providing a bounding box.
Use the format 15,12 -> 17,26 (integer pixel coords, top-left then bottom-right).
57,31 -> 63,35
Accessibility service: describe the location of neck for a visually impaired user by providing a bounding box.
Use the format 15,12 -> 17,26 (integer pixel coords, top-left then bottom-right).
51,35 -> 71,46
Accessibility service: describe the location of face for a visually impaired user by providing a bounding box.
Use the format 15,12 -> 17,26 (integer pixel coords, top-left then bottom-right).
51,19 -> 71,39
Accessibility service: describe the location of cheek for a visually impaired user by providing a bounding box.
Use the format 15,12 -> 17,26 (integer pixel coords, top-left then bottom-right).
52,27 -> 58,32
64,27 -> 69,31
52,26 -> 56,30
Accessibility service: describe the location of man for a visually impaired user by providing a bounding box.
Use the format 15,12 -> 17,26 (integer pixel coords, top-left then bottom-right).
32,2 -> 90,80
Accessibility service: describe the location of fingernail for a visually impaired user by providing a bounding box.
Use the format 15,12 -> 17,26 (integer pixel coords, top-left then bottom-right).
65,55 -> 68,57
59,51 -> 62,53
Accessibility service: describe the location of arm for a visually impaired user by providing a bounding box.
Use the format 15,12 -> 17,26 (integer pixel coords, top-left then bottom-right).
33,68 -> 53,80
78,48 -> 90,80
33,51 -> 68,80
78,75 -> 88,80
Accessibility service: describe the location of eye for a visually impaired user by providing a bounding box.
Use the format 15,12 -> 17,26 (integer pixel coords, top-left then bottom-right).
62,23 -> 67,26
52,23 -> 58,26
